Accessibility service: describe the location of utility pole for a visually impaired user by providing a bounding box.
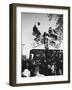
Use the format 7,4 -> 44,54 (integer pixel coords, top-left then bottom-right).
21,44 -> 25,55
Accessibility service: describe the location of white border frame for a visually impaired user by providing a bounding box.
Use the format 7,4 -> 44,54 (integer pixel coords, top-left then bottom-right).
16,7 -> 68,84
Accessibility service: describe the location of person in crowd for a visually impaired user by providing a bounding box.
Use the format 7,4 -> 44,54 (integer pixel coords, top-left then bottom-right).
22,69 -> 31,77
39,58 -> 48,76
47,64 -> 52,75
51,62 -> 56,75
34,65 -> 45,77
22,60 -> 32,77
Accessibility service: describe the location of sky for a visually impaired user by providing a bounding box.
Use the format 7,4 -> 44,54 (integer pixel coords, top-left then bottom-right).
21,12 -> 63,58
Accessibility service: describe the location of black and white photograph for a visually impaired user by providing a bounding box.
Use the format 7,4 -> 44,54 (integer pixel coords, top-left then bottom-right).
21,13 -> 63,77
9,4 -> 70,86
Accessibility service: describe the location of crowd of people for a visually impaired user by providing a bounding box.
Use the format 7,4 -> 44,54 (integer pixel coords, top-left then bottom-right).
21,49 -> 63,77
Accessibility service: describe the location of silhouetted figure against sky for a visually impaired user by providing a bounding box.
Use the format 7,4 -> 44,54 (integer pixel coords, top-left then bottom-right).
48,27 -> 58,40
43,32 -> 49,49
32,22 -> 41,44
